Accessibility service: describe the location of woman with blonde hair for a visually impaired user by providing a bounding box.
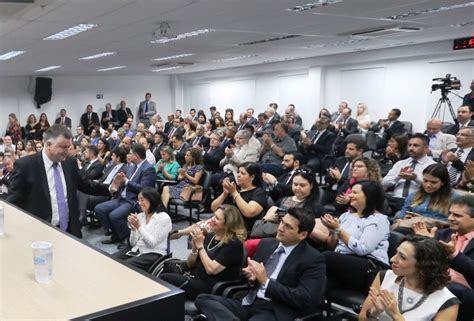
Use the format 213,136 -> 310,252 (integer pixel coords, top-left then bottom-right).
160,205 -> 246,299
356,102 -> 371,134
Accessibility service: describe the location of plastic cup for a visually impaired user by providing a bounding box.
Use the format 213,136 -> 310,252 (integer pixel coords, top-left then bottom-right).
31,241 -> 53,284
0,206 -> 4,236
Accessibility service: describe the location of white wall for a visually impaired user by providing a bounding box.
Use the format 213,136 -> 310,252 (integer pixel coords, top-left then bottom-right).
0,75 -> 172,135
178,41 -> 474,132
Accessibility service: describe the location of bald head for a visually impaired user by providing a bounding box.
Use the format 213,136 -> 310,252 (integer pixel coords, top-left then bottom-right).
426,118 -> 442,136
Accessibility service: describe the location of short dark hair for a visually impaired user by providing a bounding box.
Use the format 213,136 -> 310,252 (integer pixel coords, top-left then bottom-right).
287,152 -> 304,165
44,124 -> 73,142
356,180 -> 385,217
112,146 -> 127,163
275,122 -> 288,133
287,207 -> 316,235
243,123 -> 255,134
392,108 -> 401,118
139,187 -> 165,213
155,132 -> 165,139
190,108 -> 196,113
132,143 -> 147,160
450,194 -> 474,218
347,139 -> 367,152
87,145 -> 99,157
209,106 -> 217,111
257,113 -> 268,120
173,134 -> 184,142
410,133 -> 429,146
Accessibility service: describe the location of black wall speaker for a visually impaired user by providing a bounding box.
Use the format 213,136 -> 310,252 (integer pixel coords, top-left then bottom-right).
34,77 -> 52,108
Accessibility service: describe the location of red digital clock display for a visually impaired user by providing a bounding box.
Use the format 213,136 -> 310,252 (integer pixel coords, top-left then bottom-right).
453,37 -> 474,50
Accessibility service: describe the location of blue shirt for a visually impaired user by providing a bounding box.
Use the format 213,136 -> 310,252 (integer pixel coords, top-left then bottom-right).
398,192 -> 458,221
335,212 -> 390,265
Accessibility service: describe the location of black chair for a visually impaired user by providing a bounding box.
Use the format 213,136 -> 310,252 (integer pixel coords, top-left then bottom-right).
401,121 -> 413,135
325,231 -> 405,317
168,170 -> 212,225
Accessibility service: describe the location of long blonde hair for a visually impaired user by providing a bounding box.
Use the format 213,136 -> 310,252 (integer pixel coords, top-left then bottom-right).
220,205 -> 247,243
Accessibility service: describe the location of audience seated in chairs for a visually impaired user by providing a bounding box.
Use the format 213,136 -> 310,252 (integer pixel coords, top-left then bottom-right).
317,181 -> 390,295
194,207 -> 327,321
211,162 -> 268,236
160,205 -> 246,299
114,187 -> 171,271
382,133 -> 436,214
161,147 -> 203,208
252,167 -> 324,239
332,107 -> 359,156
443,105 -> 474,136
298,116 -> 336,173
377,133 -> 409,176
263,152 -> 303,202
359,235 -> 460,321
441,126 -> 474,188
392,163 -> 455,234
367,108 -> 405,152
426,118 -> 457,159
414,195 -> 474,321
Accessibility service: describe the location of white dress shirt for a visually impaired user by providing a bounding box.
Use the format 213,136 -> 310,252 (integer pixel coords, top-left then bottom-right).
42,150 -> 68,226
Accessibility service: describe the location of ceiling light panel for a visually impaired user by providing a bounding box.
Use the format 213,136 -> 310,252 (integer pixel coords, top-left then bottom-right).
35,66 -> 61,72
386,2 -> 474,20
305,38 -> 370,49
0,51 -> 26,61
97,66 -> 126,72
44,23 -> 99,40
238,35 -> 301,46
150,29 -> 214,44
287,0 -> 342,12
152,53 -> 193,61
80,52 -> 116,60
152,66 -> 183,72
213,55 -> 258,62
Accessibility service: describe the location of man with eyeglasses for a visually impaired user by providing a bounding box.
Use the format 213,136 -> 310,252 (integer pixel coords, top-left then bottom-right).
441,127 -> 474,187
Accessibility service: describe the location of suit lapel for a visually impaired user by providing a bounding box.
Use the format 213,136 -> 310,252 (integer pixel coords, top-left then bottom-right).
463,239 -> 474,255
36,153 -> 52,209
61,158 -> 76,209
277,241 -> 305,280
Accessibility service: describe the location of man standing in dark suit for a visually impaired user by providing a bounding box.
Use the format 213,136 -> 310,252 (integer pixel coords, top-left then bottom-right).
7,125 -> 108,238
54,108 -> 72,129
94,144 -> 155,247
101,103 -> 118,129
80,104 -> 100,136
298,116 -> 336,173
195,207 -> 326,321
444,105 -> 474,136
414,195 -> 474,321
117,100 -> 134,128
441,126 -> 474,187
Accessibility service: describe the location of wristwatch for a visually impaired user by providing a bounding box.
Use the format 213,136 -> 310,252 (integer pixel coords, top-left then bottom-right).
334,227 -> 342,235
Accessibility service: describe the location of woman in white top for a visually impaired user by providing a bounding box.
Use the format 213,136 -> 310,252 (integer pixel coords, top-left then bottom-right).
114,187 -> 172,271
359,235 -> 459,321
356,102 -> 371,135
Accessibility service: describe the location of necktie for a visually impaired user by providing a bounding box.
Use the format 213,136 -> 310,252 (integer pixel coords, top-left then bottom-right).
52,163 -> 68,231
449,149 -> 464,186
88,113 -> 91,120
193,136 -> 201,146
104,165 -> 120,184
121,165 -> 138,198
341,161 -> 350,181
285,170 -> 295,185
242,246 -> 285,305
144,101 -> 148,114
402,159 -> 417,197
207,147 -> 213,154
312,131 -> 320,144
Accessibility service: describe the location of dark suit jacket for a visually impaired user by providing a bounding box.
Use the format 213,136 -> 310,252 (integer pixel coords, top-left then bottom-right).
437,228 -> 474,288
443,120 -> 474,136
99,163 -> 127,183
369,119 -> 405,141
450,147 -> 474,172
151,142 -> 168,161
269,170 -> 296,201
299,130 -> 336,158
256,123 -> 273,138
7,153 -> 108,238
54,117 -> 72,128
0,169 -> 13,197
118,161 -> 155,201
117,107 -> 133,127
175,142 -> 191,166
80,112 -> 99,135
191,135 -> 210,149
81,159 -> 104,180
203,146 -> 225,173
220,137 -> 235,149
248,117 -> 257,126
324,156 -> 350,189
339,118 -> 359,137
167,127 -> 185,139
251,238 -> 326,321
101,110 -> 118,129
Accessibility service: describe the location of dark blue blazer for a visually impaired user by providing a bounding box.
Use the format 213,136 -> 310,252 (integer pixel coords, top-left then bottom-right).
250,238 -> 326,321
118,161 -> 155,201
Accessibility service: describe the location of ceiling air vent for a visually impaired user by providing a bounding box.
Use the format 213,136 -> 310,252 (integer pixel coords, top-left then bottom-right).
238,35 -> 301,46
150,62 -> 194,68
351,27 -> 421,37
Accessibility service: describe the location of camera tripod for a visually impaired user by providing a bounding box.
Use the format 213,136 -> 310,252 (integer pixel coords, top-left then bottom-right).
431,91 -> 457,123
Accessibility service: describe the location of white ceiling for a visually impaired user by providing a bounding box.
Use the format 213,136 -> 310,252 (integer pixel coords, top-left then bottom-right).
0,0 -> 472,76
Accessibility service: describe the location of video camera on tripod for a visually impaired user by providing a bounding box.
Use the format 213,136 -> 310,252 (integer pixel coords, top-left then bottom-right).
431,74 -> 461,122
431,74 -> 461,94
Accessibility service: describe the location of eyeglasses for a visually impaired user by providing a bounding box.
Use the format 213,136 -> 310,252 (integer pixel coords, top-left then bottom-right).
295,168 -> 314,175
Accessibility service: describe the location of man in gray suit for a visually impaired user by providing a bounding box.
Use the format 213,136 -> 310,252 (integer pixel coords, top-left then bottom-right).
426,118 -> 456,159
137,92 -> 156,127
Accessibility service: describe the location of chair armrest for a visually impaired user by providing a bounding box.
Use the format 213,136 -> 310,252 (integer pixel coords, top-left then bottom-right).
222,283 -> 250,299
294,311 -> 324,321
211,279 -> 247,295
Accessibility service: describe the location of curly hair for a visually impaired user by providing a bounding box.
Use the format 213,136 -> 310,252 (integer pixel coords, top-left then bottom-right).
402,235 -> 451,294
351,156 -> 381,182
